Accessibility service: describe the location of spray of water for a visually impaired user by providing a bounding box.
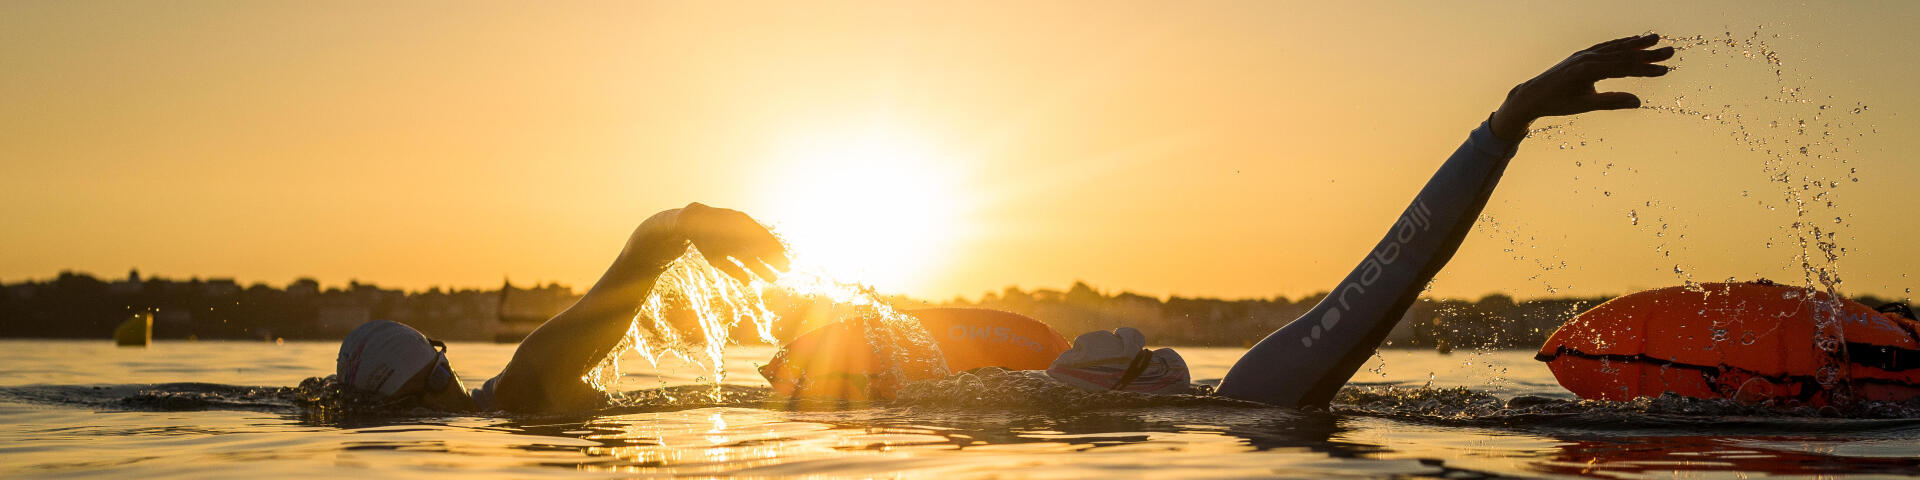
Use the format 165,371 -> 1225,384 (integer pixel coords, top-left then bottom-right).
583,248 -> 949,402
1649,30 -> 1878,405
1472,29 -> 1881,405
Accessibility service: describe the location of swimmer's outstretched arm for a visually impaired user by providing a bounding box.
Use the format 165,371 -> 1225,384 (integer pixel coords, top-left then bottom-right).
1216,34 -> 1673,407
488,203 -> 787,412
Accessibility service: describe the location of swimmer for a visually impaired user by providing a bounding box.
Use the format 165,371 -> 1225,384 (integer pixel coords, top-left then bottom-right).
336,203 -> 790,412
335,33 -> 1672,413
1216,33 -> 1672,406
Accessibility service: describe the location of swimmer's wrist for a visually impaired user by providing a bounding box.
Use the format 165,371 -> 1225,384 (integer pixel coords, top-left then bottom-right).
621,209 -> 691,270
1489,108 -> 1530,144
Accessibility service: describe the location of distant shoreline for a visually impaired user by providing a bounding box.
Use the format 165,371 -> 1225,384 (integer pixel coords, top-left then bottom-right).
7,271 -> 1907,350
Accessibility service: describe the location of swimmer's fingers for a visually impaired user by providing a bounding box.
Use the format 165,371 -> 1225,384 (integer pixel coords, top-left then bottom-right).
680,202 -> 788,282
1638,46 -> 1676,62
1588,46 -> 1675,65
741,257 -> 782,282
1575,92 -> 1643,112
704,254 -> 755,285
1585,33 -> 1654,52
744,226 -> 791,273
1573,61 -> 1670,81
763,251 -> 791,272
729,224 -> 789,278
1489,33 -> 1672,141
1594,33 -> 1661,53
703,253 -> 783,285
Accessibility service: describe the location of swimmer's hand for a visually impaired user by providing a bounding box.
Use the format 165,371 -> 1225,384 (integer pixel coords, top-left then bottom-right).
676,202 -> 790,284
1490,33 -> 1674,142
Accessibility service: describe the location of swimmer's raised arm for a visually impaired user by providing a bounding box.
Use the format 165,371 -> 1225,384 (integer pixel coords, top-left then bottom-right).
489,202 -> 787,412
1216,34 -> 1672,407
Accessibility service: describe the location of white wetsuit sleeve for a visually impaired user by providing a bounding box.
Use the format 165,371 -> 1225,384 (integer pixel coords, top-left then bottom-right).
1214,120 -> 1519,407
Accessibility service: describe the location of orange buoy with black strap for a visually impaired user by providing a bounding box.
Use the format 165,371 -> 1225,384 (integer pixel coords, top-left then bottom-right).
759,307 -> 1070,400
1536,281 -> 1920,406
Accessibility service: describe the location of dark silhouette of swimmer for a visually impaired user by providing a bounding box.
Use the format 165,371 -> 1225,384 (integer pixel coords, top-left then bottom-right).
336,34 -> 1672,413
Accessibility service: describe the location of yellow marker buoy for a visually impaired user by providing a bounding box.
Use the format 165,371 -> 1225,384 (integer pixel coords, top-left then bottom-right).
114,312 -> 151,347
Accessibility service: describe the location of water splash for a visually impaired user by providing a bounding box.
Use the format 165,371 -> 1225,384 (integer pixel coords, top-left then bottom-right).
1472,214 -> 1571,296
1641,29 -> 1877,405
1496,29 -> 1881,405
588,249 -> 949,402
1651,31 -> 1869,296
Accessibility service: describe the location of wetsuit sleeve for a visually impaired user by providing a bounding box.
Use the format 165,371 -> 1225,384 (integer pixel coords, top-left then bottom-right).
1215,120 -> 1519,407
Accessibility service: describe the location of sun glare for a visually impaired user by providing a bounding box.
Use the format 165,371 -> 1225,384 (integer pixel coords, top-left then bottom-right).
754,124 -> 969,295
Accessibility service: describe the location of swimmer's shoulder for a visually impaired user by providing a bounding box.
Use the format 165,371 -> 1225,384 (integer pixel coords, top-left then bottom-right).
477,373 -> 610,413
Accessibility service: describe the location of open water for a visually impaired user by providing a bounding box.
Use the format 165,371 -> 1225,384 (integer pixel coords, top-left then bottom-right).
5,340 -> 1920,479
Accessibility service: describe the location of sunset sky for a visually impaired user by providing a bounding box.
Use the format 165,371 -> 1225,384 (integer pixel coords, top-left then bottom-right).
4,1 -> 1916,302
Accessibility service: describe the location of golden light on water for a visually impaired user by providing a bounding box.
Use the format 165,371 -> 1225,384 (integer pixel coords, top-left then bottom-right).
753,123 -> 971,295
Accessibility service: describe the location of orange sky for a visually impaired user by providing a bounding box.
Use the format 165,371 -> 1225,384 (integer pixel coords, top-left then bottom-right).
3,2 -> 1917,301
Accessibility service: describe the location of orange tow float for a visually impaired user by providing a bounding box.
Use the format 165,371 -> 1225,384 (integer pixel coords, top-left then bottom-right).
760,307 -> 1071,400
1536,282 -> 1920,406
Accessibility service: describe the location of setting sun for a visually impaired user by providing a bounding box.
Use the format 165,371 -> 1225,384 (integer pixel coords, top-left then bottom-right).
752,123 -> 972,294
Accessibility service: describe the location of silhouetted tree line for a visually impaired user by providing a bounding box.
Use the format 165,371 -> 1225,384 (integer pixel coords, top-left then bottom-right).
7,271 -> 1904,349
0,270 -> 577,342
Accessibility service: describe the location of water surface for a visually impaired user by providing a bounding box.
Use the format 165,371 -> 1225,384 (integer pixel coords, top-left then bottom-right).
4,340 -> 1919,479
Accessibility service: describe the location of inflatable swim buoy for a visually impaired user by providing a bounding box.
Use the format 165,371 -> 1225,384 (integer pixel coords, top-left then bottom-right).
115,312 -> 151,347
906,308 -> 1071,371
759,308 -> 1070,400
1535,282 -> 1920,406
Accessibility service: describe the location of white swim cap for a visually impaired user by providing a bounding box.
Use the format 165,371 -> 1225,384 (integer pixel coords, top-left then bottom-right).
337,320 -> 442,397
1046,327 -> 1192,394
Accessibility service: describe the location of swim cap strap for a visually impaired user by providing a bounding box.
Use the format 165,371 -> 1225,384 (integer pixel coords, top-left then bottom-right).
1110,349 -> 1155,391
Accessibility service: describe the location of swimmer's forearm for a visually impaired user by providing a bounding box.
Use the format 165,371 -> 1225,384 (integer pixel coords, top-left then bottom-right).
562,209 -> 688,324
1216,120 -> 1518,407
498,210 -> 687,388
